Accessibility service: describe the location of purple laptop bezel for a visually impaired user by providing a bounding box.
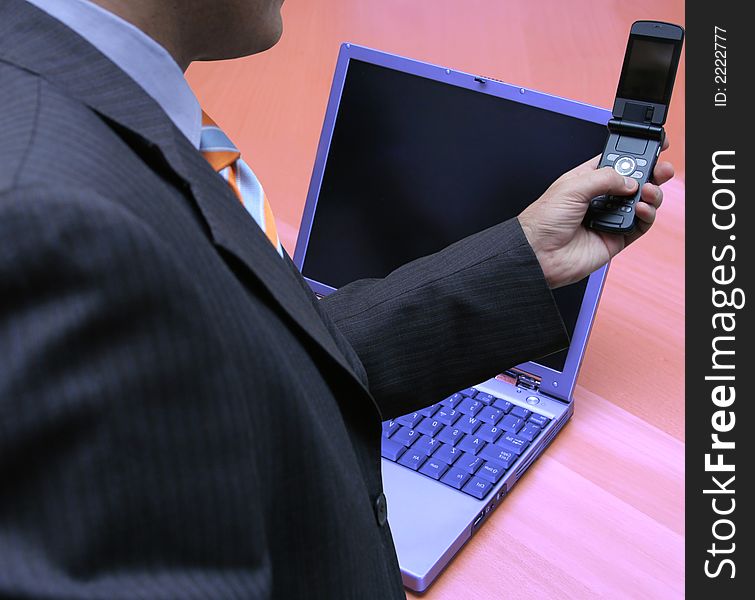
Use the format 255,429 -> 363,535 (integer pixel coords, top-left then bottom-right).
293,43 -> 610,402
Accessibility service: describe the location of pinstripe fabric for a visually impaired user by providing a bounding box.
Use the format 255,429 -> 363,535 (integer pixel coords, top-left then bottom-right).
0,1 -> 569,598
200,112 -> 284,257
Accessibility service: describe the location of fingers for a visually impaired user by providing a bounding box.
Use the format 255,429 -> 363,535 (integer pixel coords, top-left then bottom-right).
633,201 -> 657,235
652,160 -> 674,185
662,137 -> 670,152
641,182 -> 663,209
561,166 -> 638,202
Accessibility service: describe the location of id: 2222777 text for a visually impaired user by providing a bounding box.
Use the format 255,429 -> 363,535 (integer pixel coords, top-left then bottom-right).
714,26 -> 727,107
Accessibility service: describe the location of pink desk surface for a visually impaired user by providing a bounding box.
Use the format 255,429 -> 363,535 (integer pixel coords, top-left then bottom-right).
186,2 -> 685,597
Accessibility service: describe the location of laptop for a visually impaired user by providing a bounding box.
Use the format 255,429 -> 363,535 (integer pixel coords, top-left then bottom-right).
293,43 -> 611,592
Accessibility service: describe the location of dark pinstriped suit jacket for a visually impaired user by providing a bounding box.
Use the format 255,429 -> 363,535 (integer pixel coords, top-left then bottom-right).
0,1 -> 568,597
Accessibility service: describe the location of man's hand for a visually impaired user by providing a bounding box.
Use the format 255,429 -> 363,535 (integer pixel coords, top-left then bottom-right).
518,140 -> 675,289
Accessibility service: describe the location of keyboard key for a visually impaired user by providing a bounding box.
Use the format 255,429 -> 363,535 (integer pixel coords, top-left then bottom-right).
456,415 -> 482,434
456,435 -> 487,455
392,426 -> 419,447
528,413 -> 550,428
396,412 -> 423,428
436,426 -> 465,446
510,406 -> 531,420
382,420 -> 399,438
419,459 -> 449,480
440,466 -> 471,490
457,452 -> 485,474
416,417 -> 445,437
460,388 -> 477,398
498,415 -> 524,434
413,435 -> 441,456
434,407 -> 461,426
478,407 -> 503,425
479,445 -> 516,469
475,392 -> 495,405
476,422 -> 503,444
441,393 -> 464,408
398,450 -> 428,471
457,397 -> 483,416
496,433 -> 530,456
518,422 -> 542,442
381,437 -> 406,461
433,443 -> 463,465
462,476 -> 493,499
419,403 -> 441,417
477,461 -> 506,484
493,398 -> 513,413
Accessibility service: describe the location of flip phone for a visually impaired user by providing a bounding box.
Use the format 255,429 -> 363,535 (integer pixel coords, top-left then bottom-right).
585,21 -> 684,233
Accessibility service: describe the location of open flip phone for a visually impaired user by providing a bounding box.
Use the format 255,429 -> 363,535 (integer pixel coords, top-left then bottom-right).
585,21 -> 684,233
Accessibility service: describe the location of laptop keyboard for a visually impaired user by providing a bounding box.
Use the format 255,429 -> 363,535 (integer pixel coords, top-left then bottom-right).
381,388 -> 551,500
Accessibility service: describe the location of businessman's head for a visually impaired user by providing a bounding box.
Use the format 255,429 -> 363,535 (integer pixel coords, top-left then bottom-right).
92,0 -> 286,69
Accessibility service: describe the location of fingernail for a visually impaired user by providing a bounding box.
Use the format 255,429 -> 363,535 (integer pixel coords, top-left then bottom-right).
624,176 -> 637,189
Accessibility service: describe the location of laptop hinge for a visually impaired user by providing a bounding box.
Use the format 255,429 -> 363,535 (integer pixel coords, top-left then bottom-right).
497,368 -> 541,393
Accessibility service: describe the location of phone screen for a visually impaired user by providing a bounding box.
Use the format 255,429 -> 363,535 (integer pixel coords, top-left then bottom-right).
617,37 -> 676,104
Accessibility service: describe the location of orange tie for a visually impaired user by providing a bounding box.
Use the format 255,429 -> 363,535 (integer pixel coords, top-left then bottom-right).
199,111 -> 283,257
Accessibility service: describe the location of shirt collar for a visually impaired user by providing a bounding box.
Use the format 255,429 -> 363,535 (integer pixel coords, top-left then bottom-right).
25,0 -> 202,148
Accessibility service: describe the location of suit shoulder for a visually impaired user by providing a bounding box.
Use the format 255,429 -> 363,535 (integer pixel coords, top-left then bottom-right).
0,61 -> 42,191
0,61 -> 129,195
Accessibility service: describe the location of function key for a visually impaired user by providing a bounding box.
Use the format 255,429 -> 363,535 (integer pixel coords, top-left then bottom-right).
636,158 -> 648,166
419,403 -> 441,417
475,392 -> 495,405
441,393 -> 464,408
493,398 -> 513,413
462,476 -> 494,500
606,153 -> 619,162
440,466 -> 471,490
510,406 -> 531,420
460,388 -> 478,398
620,206 -> 632,213
631,170 -> 644,179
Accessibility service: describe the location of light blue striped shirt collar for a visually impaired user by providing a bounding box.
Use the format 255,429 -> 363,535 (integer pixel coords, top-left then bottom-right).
26,0 -> 202,148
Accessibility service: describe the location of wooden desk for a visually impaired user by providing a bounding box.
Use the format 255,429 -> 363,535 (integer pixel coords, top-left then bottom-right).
187,1 -> 685,597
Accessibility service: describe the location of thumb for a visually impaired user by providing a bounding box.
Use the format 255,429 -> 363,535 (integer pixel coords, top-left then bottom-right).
561,166 -> 639,203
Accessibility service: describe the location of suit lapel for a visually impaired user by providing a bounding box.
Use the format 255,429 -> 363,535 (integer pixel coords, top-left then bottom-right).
0,0 -> 377,405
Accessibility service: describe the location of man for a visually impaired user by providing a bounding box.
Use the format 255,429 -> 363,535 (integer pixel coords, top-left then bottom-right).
0,0 -> 673,598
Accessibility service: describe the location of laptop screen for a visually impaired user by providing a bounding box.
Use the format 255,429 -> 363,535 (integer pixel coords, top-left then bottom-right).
301,59 -> 607,372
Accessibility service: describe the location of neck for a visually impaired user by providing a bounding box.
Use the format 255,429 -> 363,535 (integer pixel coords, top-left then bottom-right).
88,0 -> 191,70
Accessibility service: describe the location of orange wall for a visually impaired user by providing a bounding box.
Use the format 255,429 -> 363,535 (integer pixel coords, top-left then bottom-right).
186,0 -> 684,252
